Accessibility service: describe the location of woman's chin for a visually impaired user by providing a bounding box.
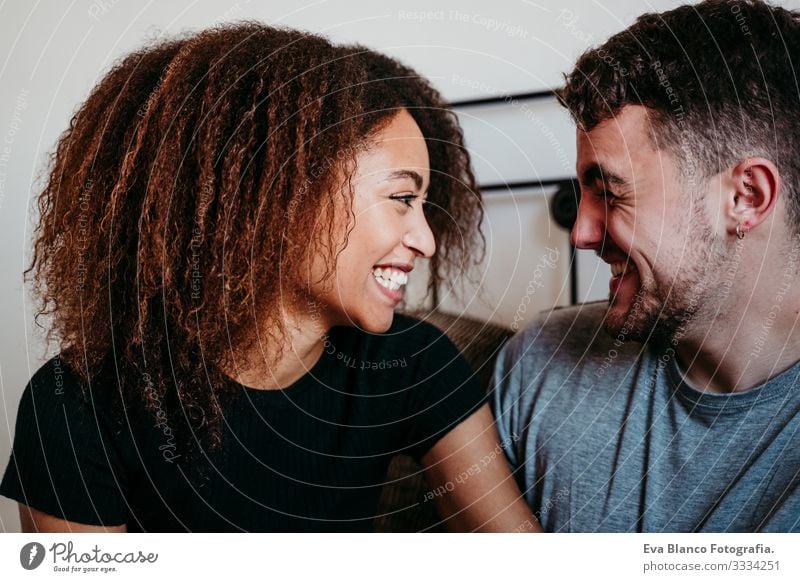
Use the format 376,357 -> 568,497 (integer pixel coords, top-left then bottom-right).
351,310 -> 395,334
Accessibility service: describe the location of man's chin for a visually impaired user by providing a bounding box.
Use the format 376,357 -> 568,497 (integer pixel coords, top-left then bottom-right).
604,295 -> 685,344
603,318 -> 651,343
603,293 -> 652,343
603,307 -> 632,339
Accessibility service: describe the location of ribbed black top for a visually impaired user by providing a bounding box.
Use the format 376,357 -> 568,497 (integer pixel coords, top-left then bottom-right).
1,315 -> 485,532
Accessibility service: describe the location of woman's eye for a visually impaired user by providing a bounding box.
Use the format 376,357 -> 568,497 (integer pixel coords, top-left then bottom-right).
390,193 -> 417,208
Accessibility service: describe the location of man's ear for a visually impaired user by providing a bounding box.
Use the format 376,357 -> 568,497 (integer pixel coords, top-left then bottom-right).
725,157 -> 781,236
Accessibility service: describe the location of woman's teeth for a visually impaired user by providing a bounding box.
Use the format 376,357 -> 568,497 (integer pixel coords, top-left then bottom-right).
611,262 -> 637,277
372,267 -> 408,291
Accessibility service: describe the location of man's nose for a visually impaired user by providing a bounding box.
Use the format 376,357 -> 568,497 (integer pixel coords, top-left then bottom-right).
570,196 -> 605,250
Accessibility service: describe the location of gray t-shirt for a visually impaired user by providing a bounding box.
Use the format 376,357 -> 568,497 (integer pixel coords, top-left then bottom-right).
492,302 -> 799,532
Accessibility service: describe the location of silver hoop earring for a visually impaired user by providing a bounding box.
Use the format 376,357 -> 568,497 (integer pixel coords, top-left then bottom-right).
736,221 -> 746,240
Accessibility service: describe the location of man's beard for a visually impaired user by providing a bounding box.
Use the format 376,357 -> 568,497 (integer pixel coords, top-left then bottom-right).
604,209 -> 736,344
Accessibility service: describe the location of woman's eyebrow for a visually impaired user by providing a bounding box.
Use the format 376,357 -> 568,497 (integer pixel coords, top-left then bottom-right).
382,169 -> 423,190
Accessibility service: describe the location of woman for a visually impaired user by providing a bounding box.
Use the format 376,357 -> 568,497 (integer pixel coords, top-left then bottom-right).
0,23 -> 537,532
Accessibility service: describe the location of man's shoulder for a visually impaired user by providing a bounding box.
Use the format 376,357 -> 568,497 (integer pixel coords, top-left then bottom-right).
510,301 -> 623,355
524,300 -> 608,336
501,301 -> 650,388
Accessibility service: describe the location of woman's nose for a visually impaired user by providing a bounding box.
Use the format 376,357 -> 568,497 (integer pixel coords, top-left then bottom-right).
404,210 -> 436,258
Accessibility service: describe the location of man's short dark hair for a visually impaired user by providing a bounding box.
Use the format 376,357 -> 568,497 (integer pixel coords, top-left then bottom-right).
558,0 -> 800,231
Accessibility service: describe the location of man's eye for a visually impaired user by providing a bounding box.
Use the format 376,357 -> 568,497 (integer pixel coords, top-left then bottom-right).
598,190 -> 617,205
390,193 -> 417,208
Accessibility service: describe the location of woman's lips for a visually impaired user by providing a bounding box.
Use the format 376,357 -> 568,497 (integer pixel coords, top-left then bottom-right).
371,265 -> 410,303
372,274 -> 404,302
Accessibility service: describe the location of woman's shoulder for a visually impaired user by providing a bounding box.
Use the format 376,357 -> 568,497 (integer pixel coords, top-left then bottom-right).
29,354 -> 79,386
20,356 -> 113,417
24,356 -> 82,401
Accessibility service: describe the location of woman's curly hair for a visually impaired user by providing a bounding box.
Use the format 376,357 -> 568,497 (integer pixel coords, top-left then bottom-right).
28,22 -> 482,453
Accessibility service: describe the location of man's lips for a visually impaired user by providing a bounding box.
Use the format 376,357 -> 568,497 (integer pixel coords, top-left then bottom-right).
607,260 -> 638,296
598,252 -> 636,274
597,252 -> 638,295
610,261 -> 638,278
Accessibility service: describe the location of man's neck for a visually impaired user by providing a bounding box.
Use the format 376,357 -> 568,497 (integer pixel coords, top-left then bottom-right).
674,306 -> 800,394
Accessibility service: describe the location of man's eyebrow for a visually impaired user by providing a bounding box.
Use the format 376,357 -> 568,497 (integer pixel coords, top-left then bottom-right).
580,163 -> 627,189
382,169 -> 423,190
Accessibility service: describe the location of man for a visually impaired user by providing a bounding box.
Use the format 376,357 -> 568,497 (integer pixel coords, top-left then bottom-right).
493,0 -> 799,532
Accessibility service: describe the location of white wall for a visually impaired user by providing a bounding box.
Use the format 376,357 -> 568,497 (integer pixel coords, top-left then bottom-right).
3,0 -> 792,531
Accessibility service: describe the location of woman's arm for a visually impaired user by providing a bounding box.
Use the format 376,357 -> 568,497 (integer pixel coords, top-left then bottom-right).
19,504 -> 126,533
421,403 -> 541,532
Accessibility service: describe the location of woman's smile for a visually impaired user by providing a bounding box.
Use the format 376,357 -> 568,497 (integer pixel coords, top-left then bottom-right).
371,264 -> 412,302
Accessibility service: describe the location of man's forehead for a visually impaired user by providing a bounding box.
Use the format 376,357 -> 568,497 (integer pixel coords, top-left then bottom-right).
576,107 -> 664,179
577,106 -> 655,150
576,129 -> 631,185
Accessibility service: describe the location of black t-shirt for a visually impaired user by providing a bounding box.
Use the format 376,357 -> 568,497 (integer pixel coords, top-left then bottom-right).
0,315 -> 485,532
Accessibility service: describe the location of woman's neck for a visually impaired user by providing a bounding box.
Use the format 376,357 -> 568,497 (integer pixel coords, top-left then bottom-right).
229,309 -> 330,390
